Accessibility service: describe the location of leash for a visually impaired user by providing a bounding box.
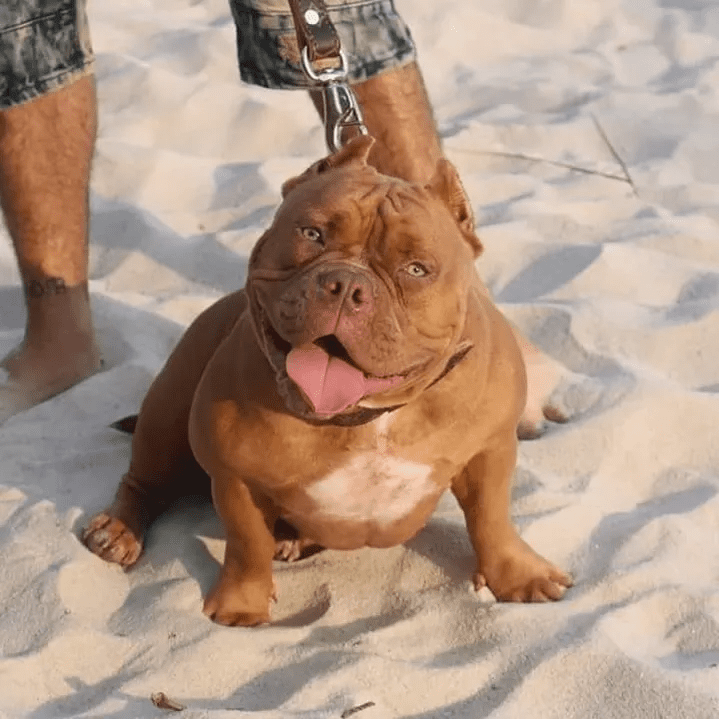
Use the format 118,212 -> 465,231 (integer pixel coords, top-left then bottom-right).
288,0 -> 368,152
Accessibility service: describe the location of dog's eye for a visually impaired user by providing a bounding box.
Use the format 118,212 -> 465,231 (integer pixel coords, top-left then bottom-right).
301,227 -> 323,243
405,262 -> 429,278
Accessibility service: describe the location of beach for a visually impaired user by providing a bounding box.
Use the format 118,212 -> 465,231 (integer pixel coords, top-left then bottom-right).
1,0 -> 719,716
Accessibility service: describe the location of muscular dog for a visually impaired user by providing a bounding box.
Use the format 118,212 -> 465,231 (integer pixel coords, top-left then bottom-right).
83,136 -> 571,625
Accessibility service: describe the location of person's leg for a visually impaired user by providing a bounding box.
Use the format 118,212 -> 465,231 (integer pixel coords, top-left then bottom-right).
0,1 -> 100,421
0,75 -> 101,406
310,61 -> 442,183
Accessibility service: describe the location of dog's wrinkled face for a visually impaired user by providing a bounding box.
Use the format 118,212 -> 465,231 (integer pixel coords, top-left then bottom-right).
247,136 -> 482,420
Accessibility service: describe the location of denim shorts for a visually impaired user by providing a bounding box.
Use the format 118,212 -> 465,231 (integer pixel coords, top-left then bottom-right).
229,0 -> 416,89
0,0 -> 412,109
0,0 -> 93,109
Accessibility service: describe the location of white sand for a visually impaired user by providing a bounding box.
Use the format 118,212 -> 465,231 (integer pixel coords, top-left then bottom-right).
2,0 -> 719,716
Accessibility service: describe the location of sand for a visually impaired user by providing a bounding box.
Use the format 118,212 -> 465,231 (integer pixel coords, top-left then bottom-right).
1,0 -> 719,716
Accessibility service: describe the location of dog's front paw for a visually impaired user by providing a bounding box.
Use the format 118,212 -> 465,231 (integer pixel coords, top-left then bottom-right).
475,538 -> 572,602
203,575 -> 275,626
82,513 -> 143,567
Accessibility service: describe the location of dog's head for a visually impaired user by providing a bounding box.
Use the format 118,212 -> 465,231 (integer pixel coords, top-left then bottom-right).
247,136 -> 482,420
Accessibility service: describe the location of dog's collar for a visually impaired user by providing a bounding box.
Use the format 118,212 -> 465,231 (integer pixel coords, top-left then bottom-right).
304,343 -> 473,427
303,403 -> 404,427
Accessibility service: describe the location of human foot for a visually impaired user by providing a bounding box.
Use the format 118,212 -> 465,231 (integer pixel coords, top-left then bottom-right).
0,341 -> 101,423
515,333 -> 600,440
0,282 -> 102,423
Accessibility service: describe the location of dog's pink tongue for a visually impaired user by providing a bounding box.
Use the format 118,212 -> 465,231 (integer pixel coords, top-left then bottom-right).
286,345 -> 401,415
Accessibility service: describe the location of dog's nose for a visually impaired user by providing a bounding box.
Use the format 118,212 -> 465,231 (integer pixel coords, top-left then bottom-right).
317,268 -> 373,310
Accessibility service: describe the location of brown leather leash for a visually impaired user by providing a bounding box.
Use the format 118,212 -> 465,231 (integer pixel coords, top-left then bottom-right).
287,0 -> 368,152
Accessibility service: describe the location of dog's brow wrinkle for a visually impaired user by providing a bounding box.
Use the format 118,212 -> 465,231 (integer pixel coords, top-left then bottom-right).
384,185 -> 423,214
357,185 -> 382,203
341,189 -> 385,246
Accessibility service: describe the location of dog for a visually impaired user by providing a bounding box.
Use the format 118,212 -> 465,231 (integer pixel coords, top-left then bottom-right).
83,136 -> 572,625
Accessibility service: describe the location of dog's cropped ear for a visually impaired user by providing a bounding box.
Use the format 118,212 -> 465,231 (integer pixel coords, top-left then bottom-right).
426,159 -> 483,257
281,135 -> 375,197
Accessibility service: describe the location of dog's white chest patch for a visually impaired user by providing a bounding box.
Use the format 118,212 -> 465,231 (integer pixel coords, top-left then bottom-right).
306,454 -> 436,526
305,416 -> 437,526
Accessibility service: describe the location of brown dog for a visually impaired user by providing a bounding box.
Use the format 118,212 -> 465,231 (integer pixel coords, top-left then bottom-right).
83,136 -> 571,625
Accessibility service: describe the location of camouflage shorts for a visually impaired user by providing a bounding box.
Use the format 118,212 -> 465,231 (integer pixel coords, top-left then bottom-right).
0,0 -> 93,109
230,0 -> 416,89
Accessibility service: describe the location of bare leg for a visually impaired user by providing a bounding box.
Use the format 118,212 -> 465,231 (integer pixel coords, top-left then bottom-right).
310,61 -> 442,183
0,75 -> 101,421
311,62 -> 577,436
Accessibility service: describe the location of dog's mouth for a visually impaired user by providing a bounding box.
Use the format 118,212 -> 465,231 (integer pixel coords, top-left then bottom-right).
259,311 -> 404,416
312,334 -> 359,369
286,339 -> 405,416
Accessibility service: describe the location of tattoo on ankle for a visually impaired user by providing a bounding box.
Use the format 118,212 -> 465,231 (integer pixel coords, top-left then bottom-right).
25,278 -> 68,298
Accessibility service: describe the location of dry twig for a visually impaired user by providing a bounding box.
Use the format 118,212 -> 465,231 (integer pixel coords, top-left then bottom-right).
591,114 -> 638,195
341,701 -> 376,718
150,692 -> 186,712
447,145 -> 630,184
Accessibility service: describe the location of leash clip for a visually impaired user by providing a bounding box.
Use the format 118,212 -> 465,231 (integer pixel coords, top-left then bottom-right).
301,47 -> 368,153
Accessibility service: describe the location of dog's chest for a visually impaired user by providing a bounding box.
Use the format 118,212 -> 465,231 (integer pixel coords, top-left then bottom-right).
303,415 -> 437,526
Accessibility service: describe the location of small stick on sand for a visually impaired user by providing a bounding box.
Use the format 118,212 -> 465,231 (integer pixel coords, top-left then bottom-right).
448,145 -> 631,184
150,692 -> 186,712
341,701 -> 376,718
591,113 -> 638,195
